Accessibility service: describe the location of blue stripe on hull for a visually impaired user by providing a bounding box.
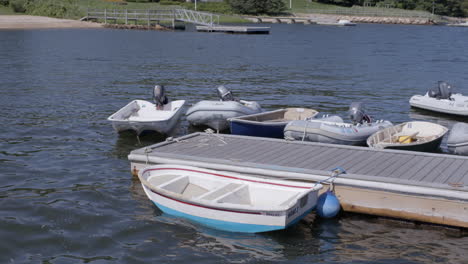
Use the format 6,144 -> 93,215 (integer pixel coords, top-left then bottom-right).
153,202 -> 314,233
230,122 -> 286,138
153,202 -> 284,233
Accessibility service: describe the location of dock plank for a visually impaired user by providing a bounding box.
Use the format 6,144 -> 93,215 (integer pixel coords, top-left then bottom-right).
131,133 -> 468,190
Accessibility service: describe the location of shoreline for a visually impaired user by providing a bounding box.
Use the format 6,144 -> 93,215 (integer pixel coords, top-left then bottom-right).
0,15 -> 103,29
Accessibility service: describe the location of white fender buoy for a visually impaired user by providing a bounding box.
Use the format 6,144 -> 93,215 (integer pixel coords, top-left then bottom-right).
316,190 -> 341,218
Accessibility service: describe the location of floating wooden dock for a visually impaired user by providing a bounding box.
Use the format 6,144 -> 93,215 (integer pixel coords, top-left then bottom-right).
196,25 -> 270,34
128,133 -> 468,228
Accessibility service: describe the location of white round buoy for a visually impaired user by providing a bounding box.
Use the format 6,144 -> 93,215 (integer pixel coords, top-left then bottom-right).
316,191 -> 341,218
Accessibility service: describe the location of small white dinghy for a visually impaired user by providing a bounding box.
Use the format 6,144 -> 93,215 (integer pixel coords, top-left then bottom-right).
108,85 -> 185,135
367,121 -> 448,152
186,86 -> 262,131
284,103 -> 393,146
409,81 -> 468,116
138,164 -> 323,233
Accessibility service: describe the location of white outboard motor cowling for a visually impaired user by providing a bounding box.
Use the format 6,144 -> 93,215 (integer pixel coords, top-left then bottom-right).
153,85 -> 168,108
349,102 -> 371,124
216,85 -> 236,101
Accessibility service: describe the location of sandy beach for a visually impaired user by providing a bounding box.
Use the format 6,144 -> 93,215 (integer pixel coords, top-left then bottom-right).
0,15 -> 103,29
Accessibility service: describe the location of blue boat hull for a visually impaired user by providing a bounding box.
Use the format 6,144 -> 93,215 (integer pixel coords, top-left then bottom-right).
154,201 -> 314,233
230,121 -> 287,138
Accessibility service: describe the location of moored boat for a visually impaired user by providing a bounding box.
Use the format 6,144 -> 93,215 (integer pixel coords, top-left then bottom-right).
367,121 -> 448,152
108,85 -> 186,135
284,103 -> 393,146
186,86 -> 262,131
229,108 -> 319,138
409,81 -> 468,116
138,164 -> 323,233
447,122 -> 468,155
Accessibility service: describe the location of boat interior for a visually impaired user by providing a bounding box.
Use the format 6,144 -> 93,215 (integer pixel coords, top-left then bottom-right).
370,122 -> 446,145
237,108 -> 318,122
146,173 -> 303,208
110,100 -> 183,121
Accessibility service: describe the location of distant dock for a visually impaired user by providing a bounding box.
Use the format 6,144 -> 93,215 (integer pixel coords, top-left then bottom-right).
129,133 -> 468,229
196,25 -> 270,34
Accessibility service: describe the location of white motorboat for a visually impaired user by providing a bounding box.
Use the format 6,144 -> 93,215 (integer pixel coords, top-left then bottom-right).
409,81 -> 468,116
138,164 -> 323,233
284,103 -> 393,146
108,85 -> 186,135
367,121 -> 448,152
186,86 -> 262,131
447,122 -> 468,155
337,19 -> 356,26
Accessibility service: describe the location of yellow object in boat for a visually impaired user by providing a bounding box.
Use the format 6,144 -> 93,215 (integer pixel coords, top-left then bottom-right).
398,136 -> 414,144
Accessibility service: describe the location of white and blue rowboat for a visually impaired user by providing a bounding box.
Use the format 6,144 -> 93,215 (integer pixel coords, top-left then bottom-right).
138,165 -> 323,233
229,108 -> 319,138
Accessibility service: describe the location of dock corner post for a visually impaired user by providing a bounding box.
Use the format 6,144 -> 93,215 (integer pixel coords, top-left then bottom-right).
172,9 -> 175,29
125,9 -> 128,25
104,8 -> 107,24
147,10 -> 150,27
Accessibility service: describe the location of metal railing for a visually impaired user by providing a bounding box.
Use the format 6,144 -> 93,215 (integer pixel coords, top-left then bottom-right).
85,8 -> 219,27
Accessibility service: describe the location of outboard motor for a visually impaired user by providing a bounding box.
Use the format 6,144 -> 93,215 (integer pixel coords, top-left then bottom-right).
153,85 -> 168,109
438,81 -> 453,100
216,85 -> 236,101
348,102 -> 371,124
428,81 -> 454,99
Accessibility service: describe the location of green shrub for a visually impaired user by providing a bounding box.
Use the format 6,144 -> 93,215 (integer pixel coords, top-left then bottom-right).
0,0 -> 9,7
26,0 -> 81,18
159,0 -> 183,5
9,0 -> 28,12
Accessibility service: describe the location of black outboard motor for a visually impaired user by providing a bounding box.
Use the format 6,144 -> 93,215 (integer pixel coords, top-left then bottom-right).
216,85 -> 236,101
349,102 -> 371,124
428,81 -> 454,100
153,85 -> 168,109
438,81 -> 453,100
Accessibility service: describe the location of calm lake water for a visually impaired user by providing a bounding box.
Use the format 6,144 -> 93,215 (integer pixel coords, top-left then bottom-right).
1,23 -> 467,263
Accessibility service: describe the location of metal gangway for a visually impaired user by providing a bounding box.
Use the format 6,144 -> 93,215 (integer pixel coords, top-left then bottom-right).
174,9 -> 219,27
83,8 -> 220,28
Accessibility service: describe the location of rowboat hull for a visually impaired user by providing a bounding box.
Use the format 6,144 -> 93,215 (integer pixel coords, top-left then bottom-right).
367,121 -> 448,152
230,108 -> 319,138
139,165 -> 322,233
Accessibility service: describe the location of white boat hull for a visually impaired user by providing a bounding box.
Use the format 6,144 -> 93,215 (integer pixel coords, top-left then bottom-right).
108,99 -> 185,135
139,165 -> 322,233
409,93 -> 468,116
186,100 -> 262,131
284,118 -> 393,146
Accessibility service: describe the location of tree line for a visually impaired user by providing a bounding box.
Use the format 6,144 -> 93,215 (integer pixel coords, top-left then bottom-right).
315,0 -> 468,17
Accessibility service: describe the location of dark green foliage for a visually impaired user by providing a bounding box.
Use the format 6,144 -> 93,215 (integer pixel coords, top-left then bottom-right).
159,0 -> 184,5
0,0 -> 9,6
9,0 -> 27,12
227,0 -> 286,15
8,0 -> 81,17
313,0 -> 467,17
